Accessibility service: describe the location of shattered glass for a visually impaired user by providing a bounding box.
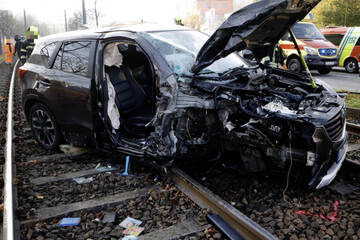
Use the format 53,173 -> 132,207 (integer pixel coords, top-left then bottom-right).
139,31 -> 246,76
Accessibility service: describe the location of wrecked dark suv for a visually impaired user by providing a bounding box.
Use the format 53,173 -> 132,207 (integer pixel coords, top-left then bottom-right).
19,0 -> 347,189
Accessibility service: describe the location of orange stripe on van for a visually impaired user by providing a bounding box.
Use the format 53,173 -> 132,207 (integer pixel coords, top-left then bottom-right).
280,43 -> 305,50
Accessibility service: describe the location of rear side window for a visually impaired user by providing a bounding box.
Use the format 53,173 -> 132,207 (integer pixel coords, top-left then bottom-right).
324,34 -> 344,46
28,41 -> 58,66
52,41 -> 92,76
356,37 -> 360,46
281,32 -> 291,41
40,42 -> 58,66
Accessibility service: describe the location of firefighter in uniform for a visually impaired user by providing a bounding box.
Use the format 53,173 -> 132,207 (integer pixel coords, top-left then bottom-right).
273,43 -> 286,68
174,18 -> 184,26
3,38 -> 15,64
20,26 -> 38,64
14,35 -> 23,59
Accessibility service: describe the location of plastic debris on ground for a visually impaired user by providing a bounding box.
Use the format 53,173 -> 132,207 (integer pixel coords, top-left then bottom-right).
102,212 -> 116,223
122,236 -> 139,240
73,177 -> 94,184
35,195 -> 44,199
60,144 -> 88,157
329,182 -> 360,195
93,211 -> 105,222
294,200 -> 339,222
59,217 -> 81,227
123,226 -> 144,236
119,217 -> 142,228
96,164 -> 119,172
120,217 -> 144,236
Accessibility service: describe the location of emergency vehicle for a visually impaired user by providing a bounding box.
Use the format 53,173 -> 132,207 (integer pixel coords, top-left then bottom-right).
321,27 -> 360,73
280,22 -> 339,74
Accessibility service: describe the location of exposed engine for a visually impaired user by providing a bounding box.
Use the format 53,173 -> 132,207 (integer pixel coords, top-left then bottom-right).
145,66 -> 343,175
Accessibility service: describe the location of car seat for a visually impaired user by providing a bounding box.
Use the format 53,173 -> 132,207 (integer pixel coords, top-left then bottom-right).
105,65 -> 152,138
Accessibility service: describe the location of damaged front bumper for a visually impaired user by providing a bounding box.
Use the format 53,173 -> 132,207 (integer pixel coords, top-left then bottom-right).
309,121 -> 348,189
316,142 -> 347,189
305,55 -> 339,69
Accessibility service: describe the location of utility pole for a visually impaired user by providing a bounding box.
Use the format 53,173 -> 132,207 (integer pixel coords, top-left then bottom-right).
64,10 -> 68,32
0,30 -> 3,55
82,0 -> 87,25
23,10 -> 27,33
344,0 -> 348,26
94,0 -> 99,27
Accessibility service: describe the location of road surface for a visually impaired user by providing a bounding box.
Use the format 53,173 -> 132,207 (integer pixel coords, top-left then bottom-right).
314,67 -> 359,92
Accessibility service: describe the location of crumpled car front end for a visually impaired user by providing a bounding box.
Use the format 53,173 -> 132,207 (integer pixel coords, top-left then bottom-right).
144,56 -> 347,188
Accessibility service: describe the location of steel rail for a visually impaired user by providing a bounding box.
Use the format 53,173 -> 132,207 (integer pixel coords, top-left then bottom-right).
346,107 -> 360,121
170,168 -> 276,240
3,60 -> 20,240
347,122 -> 360,136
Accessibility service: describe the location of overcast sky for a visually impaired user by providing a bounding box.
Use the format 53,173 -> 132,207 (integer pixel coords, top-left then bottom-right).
0,0 -> 196,28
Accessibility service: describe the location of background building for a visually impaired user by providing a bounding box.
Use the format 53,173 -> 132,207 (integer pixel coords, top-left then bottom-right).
197,0 -> 253,31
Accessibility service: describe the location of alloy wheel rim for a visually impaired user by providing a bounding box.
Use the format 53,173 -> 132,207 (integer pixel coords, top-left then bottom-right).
290,61 -> 300,72
347,62 -> 356,72
32,109 -> 56,147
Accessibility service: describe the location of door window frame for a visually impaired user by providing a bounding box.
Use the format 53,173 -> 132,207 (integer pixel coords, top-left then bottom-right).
48,39 -> 97,78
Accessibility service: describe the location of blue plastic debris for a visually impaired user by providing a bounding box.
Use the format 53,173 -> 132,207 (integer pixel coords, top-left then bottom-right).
59,217 -> 81,227
121,156 -> 135,177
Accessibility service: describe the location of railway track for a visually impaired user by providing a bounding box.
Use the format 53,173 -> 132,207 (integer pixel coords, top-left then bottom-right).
2,62 -> 275,240
346,122 -> 360,137
2,61 -> 360,240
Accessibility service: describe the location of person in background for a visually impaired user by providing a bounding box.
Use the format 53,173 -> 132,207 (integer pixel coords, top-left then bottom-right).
14,35 -> 23,59
20,26 -> 38,64
3,38 -> 15,64
174,18 -> 184,26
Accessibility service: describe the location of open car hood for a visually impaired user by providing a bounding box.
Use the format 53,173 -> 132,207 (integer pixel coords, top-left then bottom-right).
191,0 -> 321,73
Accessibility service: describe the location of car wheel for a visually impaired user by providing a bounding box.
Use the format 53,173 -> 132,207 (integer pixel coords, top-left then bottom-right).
287,58 -> 302,73
318,68 -> 331,74
29,103 -> 60,150
345,58 -> 359,73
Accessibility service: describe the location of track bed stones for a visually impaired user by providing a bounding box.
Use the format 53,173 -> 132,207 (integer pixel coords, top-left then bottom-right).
179,151 -> 360,240
20,182 -> 211,240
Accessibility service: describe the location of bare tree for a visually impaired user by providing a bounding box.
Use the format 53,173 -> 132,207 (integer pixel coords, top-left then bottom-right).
94,0 -> 100,27
87,0 -> 103,27
184,13 -> 203,31
68,11 -> 83,31
0,10 -> 18,37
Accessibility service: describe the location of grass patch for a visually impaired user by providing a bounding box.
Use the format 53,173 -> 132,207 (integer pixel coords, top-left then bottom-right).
344,92 -> 360,109
336,89 -> 360,109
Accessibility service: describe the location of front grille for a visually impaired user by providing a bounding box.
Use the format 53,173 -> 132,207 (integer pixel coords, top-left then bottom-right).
325,110 -> 344,141
318,48 -> 337,57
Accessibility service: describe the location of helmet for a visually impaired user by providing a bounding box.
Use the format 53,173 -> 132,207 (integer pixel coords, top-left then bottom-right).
26,26 -> 39,39
14,35 -> 21,41
175,17 -> 183,25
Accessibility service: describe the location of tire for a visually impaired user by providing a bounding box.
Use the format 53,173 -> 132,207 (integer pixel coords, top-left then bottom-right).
345,58 -> 359,73
287,58 -> 302,73
29,103 -> 61,150
318,68 -> 331,74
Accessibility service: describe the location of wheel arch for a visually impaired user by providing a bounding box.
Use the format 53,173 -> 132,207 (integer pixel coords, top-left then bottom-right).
24,97 -> 51,122
286,53 -> 301,64
344,56 -> 358,65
